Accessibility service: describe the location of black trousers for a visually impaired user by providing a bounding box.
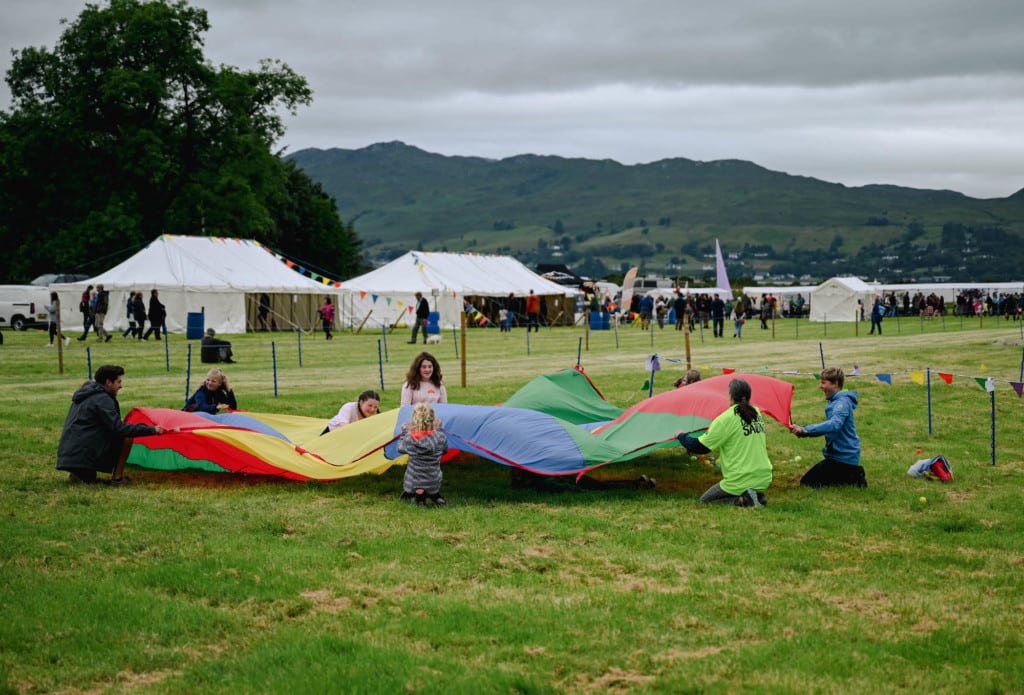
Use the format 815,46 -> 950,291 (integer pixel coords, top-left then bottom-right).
800,459 -> 867,488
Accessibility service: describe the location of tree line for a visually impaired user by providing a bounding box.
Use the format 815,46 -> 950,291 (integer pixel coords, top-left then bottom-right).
0,0 -> 365,283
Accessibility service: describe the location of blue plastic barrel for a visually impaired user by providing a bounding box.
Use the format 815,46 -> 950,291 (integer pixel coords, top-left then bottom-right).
186,312 -> 204,339
427,311 -> 440,334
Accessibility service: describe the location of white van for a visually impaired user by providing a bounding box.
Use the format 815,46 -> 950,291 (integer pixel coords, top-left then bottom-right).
0,284 -> 52,330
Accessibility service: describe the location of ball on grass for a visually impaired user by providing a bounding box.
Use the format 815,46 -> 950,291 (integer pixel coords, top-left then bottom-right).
918,496 -> 927,505
794,455 -> 802,463
916,448 -> 923,455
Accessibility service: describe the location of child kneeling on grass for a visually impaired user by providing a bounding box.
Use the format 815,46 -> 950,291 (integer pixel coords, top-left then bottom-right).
399,403 -> 449,506
676,378 -> 773,507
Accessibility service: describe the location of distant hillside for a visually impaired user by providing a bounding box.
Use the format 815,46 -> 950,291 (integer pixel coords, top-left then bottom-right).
286,142 -> 1024,283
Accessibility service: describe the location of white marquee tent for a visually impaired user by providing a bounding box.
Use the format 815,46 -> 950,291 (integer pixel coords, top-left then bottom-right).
337,251 -> 576,330
809,276 -> 876,322
51,235 -> 336,334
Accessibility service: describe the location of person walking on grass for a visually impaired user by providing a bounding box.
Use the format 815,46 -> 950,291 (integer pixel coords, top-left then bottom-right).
121,291 -> 137,339
526,289 -> 540,332
131,290 -> 147,339
57,365 -> 166,485
142,289 -> 165,340
319,297 -> 335,340
788,367 -> 867,488
409,291 -> 430,344
77,285 -> 95,341
93,284 -> 111,342
47,292 -> 70,347
869,296 -> 885,335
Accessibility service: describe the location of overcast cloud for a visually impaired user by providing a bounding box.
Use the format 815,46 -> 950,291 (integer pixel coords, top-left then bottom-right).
3,0 -> 1022,198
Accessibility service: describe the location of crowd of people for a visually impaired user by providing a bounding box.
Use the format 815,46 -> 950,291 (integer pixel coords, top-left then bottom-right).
70,285 -> 166,343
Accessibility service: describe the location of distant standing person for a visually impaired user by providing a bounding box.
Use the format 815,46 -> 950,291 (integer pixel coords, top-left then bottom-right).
398,403 -> 449,506
711,293 -> 725,338
788,367 -> 867,488
673,292 -> 687,331
319,297 -> 335,340
46,292 -> 70,347
409,291 -> 430,344
121,292 -> 137,339
869,296 -> 885,335
57,364 -> 167,484
77,285 -> 95,341
131,290 -> 147,339
733,301 -> 745,339
258,292 -> 271,331
93,284 -> 111,342
401,351 -> 447,405
143,289 -> 165,340
526,289 -> 540,332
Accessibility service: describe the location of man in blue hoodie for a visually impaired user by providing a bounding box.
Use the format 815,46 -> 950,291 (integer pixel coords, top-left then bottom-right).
789,367 -> 867,488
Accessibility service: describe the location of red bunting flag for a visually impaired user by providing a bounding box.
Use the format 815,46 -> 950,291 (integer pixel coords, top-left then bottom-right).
938,373 -> 953,384
722,368 -> 735,374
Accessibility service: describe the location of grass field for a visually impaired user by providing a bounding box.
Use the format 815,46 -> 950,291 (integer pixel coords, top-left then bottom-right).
1,316 -> 1022,693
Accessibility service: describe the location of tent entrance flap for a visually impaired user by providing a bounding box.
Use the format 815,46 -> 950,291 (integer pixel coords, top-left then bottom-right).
245,293 -> 328,332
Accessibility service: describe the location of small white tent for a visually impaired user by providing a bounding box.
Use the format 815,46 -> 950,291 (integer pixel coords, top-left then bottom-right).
52,235 -> 336,334
337,251 -> 576,330
809,276 -> 876,322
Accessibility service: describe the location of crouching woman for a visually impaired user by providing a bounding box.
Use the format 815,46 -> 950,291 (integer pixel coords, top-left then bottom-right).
677,378 -> 773,507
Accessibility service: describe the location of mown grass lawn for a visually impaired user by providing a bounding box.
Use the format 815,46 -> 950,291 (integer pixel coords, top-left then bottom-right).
1,317 -> 1022,693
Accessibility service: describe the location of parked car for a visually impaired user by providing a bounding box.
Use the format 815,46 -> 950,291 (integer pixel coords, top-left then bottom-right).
0,285 -> 52,330
30,273 -> 90,286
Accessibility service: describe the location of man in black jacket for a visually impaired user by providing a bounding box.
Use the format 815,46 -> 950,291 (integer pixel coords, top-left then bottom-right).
143,289 -> 166,340
57,365 -> 166,484
409,291 -> 430,344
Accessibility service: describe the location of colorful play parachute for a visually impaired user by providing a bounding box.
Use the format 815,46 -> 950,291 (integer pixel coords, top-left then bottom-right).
125,370 -> 794,481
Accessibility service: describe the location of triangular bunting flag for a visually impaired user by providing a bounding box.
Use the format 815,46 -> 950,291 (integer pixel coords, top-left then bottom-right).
974,377 -> 988,390
722,368 -> 735,374
641,380 -> 650,390
360,291 -> 367,300
909,371 -> 925,385
875,374 -> 892,385
938,372 -> 953,384
1011,382 -> 1023,398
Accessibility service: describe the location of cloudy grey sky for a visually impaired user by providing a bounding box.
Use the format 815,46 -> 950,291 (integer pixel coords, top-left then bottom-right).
4,0 -> 1022,198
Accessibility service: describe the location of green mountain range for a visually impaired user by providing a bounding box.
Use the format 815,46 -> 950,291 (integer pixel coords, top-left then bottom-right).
286,142 -> 1024,284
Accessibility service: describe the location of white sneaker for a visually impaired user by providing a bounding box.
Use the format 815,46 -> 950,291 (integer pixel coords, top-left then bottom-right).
64,336 -> 71,346
46,343 -> 54,348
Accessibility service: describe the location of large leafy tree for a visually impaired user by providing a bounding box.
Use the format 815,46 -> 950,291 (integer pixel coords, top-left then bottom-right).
0,0 -> 364,281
